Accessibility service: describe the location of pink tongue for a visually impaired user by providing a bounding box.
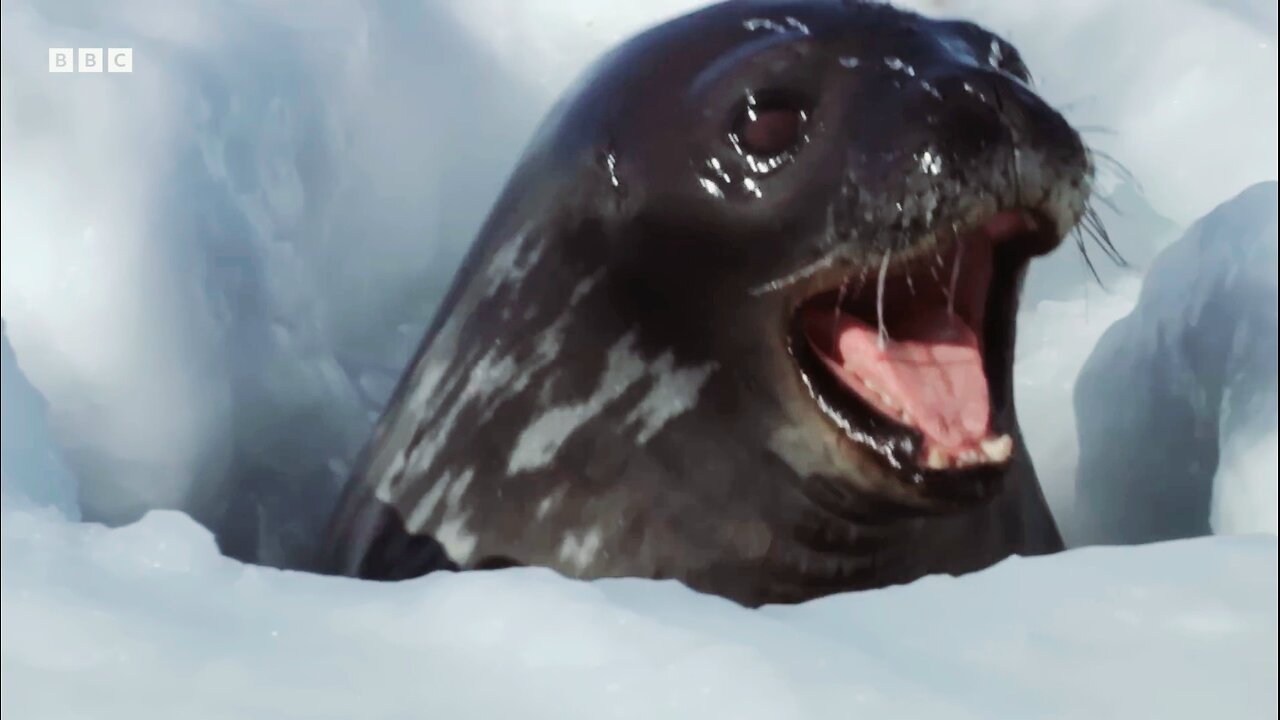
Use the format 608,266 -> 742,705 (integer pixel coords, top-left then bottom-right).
817,310 -> 991,454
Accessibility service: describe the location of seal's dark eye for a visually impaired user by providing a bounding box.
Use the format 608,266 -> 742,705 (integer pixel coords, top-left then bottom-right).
736,102 -> 806,157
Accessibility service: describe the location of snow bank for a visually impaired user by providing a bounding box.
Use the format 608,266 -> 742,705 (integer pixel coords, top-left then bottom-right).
1,0 -> 544,564
1,501 -> 1275,720
1,323 -> 78,519
1073,183 -> 1279,543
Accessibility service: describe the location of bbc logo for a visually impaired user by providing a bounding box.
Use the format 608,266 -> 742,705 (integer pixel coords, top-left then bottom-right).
49,48 -> 133,73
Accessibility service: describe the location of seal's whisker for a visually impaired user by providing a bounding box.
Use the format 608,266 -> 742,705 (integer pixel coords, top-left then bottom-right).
876,250 -> 892,350
832,276 -> 852,340
1093,193 -> 1121,216
1083,204 -> 1125,267
989,83 -> 1026,208
1073,228 -> 1105,287
948,225 -> 963,317
1086,146 -> 1141,191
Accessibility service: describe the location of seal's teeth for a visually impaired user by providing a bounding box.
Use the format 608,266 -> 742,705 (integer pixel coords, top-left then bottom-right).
925,447 -> 950,470
957,450 -> 983,468
980,434 -> 1014,463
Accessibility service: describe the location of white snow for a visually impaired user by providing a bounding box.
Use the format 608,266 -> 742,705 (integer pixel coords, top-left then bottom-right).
1,501 -> 1275,719
1214,427 -> 1279,534
1,0 -> 1278,716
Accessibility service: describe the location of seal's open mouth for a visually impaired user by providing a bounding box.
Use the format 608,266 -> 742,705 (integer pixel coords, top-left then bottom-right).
791,210 -> 1056,491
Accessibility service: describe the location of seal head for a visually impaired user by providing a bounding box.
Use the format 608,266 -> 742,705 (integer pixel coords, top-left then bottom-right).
324,0 -> 1090,606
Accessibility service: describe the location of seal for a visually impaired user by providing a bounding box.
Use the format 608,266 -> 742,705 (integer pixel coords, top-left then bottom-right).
322,0 -> 1091,606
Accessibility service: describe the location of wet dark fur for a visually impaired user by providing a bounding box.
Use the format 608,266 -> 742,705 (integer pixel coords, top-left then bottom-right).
322,0 -> 1090,607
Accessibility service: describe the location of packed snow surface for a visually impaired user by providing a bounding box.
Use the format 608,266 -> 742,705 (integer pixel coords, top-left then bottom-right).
1,503 -> 1276,720
1,0 -> 1278,717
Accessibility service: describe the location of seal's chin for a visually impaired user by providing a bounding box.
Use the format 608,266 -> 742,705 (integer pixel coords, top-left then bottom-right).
790,210 -> 1056,499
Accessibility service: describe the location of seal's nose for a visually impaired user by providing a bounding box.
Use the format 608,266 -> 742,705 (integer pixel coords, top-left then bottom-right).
832,58 -> 1089,252
919,72 -> 1016,163
846,51 -> 1086,176
908,68 -> 1084,173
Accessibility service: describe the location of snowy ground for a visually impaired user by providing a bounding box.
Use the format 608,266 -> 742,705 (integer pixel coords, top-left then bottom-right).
2,504 -> 1275,720
1,0 -> 1278,717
